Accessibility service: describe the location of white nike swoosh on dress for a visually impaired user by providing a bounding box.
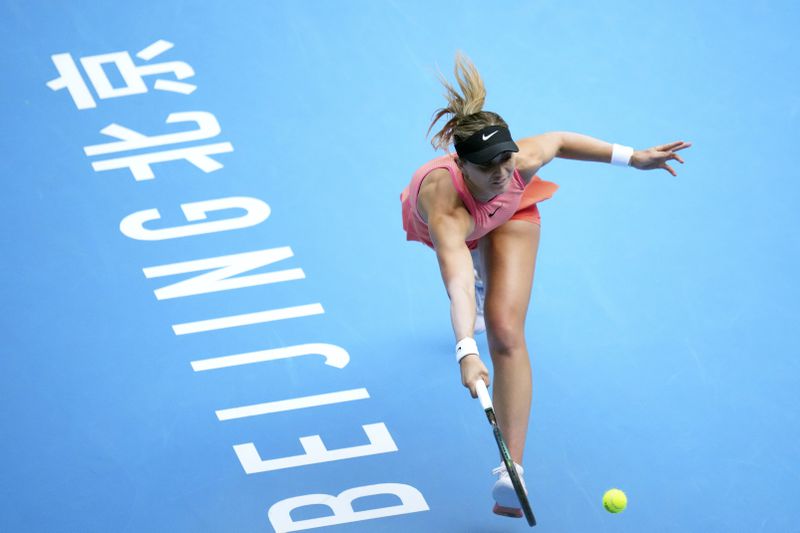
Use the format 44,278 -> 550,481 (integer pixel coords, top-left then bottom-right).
482,131 -> 499,141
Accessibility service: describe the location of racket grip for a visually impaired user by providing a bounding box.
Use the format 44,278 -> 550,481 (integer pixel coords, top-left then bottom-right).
475,380 -> 492,410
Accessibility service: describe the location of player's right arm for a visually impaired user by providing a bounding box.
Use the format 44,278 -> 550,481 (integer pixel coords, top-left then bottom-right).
417,169 -> 490,396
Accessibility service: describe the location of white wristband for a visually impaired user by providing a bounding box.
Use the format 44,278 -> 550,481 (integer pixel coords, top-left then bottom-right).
456,337 -> 479,364
611,144 -> 634,167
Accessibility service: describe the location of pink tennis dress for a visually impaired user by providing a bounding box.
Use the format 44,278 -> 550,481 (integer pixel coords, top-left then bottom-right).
400,154 -> 559,249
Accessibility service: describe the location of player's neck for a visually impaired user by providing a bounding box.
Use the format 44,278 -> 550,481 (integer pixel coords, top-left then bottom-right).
462,171 -> 496,203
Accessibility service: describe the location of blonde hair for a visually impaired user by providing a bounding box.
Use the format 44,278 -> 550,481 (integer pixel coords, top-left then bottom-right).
427,51 -> 509,152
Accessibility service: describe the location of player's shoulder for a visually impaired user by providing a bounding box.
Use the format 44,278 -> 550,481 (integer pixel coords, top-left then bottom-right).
514,138 -> 549,183
419,167 -> 452,194
515,137 -> 547,163
418,168 -> 463,221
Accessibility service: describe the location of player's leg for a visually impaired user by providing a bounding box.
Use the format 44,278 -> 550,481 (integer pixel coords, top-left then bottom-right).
478,218 -> 540,466
470,247 -> 486,334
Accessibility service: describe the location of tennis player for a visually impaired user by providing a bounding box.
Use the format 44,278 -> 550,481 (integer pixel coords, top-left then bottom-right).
400,52 -> 691,517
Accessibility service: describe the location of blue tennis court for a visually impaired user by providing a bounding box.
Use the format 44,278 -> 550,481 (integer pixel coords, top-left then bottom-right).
2,1 -> 798,531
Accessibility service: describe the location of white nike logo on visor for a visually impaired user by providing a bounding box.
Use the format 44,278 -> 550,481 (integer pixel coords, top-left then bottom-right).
482,130 -> 499,141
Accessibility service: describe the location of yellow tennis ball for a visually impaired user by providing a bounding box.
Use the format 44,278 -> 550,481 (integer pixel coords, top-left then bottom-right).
603,488 -> 627,513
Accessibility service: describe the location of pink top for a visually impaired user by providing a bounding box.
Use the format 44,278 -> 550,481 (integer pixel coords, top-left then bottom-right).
401,153 -> 558,249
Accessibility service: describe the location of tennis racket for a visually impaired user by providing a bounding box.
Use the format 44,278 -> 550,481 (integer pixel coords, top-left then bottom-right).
475,379 -> 536,527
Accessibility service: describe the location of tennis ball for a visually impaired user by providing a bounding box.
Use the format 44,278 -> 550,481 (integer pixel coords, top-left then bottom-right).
603,488 -> 627,513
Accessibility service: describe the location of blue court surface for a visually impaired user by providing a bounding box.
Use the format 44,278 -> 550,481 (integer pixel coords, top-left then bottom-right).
2,1 -> 799,532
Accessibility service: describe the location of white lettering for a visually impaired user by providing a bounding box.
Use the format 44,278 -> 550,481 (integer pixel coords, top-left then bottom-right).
268,483 -> 429,532
144,247 -> 303,300
92,142 -> 233,180
172,303 -> 324,335
191,343 -> 349,371
120,196 -> 270,241
217,388 -> 369,421
85,111 -> 218,156
235,423 -> 397,474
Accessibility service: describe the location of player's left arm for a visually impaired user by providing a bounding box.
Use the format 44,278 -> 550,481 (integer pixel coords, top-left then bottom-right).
516,132 -> 692,177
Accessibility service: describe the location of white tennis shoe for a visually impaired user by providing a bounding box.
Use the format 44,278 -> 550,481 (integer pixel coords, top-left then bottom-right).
491,462 -> 527,518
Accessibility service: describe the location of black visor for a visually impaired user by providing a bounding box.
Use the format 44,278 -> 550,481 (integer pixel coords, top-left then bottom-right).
454,125 -> 519,165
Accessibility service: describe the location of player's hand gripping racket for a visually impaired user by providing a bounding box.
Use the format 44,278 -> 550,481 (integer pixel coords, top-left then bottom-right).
475,380 -> 536,527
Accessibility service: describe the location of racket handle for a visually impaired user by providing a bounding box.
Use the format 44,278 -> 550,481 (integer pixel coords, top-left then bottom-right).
475,379 -> 492,410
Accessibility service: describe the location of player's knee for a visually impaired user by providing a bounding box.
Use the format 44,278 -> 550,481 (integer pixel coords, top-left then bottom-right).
485,315 -> 525,355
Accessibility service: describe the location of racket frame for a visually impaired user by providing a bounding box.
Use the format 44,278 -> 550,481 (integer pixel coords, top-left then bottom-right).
476,380 -> 536,527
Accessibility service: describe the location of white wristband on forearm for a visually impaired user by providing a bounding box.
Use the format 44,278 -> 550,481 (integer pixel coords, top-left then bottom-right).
611,144 -> 634,167
456,337 -> 479,364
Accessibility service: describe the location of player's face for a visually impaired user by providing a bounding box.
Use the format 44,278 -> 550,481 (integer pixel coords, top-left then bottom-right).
461,152 -> 516,194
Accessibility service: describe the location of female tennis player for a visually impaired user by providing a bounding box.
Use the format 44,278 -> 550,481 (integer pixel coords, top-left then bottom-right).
400,52 -> 691,518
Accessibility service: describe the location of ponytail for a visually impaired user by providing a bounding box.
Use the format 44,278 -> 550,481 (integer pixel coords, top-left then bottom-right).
427,51 -> 508,152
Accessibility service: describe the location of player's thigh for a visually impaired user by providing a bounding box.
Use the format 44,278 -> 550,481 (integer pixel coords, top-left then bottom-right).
478,219 -> 541,346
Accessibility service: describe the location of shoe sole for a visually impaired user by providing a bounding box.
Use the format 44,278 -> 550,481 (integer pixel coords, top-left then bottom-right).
493,503 -> 522,518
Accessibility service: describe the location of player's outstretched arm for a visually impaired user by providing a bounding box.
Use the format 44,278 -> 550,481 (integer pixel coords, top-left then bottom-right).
419,171 -> 490,398
428,212 -> 491,398
519,132 -> 692,176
